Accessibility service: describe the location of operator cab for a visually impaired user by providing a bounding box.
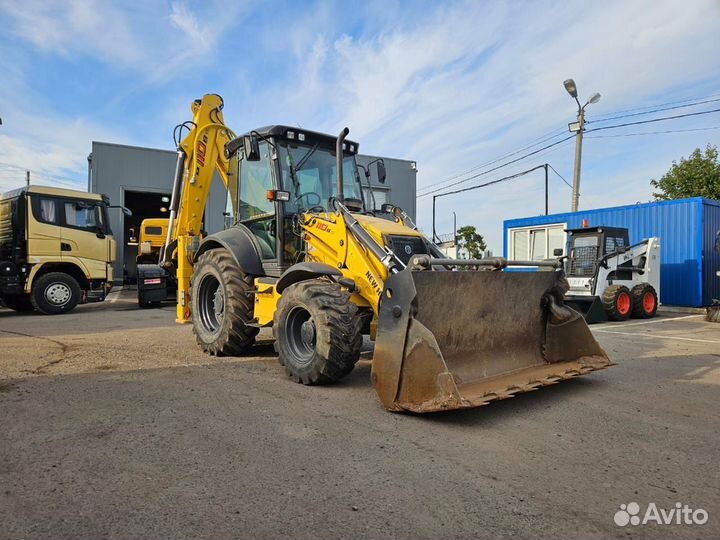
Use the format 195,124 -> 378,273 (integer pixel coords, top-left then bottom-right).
565,226 -> 630,277
225,125 -> 367,268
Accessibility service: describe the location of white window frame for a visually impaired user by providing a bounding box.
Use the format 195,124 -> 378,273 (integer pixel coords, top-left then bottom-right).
508,222 -> 567,262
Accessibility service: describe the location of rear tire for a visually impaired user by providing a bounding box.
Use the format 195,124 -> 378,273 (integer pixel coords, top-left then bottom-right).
2,294 -> 34,312
31,272 -> 81,315
273,279 -> 362,385
602,284 -> 632,321
631,284 -> 658,319
191,248 -> 259,355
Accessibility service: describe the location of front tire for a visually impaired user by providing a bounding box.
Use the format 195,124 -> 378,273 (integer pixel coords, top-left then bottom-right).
191,248 -> 259,355
631,284 -> 658,319
602,284 -> 632,321
273,279 -> 362,385
31,272 -> 81,315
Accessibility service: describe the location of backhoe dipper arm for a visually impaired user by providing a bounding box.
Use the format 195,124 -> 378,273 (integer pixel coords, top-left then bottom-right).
164,94 -> 235,323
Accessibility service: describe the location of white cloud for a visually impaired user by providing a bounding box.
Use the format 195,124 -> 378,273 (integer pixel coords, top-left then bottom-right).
1,0 -> 718,251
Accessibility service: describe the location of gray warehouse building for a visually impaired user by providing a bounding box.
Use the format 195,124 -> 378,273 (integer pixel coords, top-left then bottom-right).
88,141 -> 417,284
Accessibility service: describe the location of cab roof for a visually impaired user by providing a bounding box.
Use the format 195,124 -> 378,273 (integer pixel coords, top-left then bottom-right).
242,125 -> 359,154
1,185 -> 106,203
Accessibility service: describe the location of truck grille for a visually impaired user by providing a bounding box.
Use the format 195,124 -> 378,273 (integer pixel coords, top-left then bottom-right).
385,235 -> 428,265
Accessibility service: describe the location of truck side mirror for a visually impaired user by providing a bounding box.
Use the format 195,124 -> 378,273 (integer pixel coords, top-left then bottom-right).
376,160 -> 386,184
715,230 -> 720,253
244,134 -> 261,162
553,248 -> 563,257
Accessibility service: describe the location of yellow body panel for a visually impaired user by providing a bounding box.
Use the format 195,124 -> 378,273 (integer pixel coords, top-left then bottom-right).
252,211 -> 422,327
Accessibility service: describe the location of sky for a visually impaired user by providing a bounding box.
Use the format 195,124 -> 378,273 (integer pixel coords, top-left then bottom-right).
1,0 -> 719,252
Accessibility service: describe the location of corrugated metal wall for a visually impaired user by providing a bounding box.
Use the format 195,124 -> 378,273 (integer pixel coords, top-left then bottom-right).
703,199 -> 720,305
503,198 -> 716,307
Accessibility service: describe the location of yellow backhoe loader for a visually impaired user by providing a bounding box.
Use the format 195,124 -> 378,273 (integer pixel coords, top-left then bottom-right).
162,94 -> 612,413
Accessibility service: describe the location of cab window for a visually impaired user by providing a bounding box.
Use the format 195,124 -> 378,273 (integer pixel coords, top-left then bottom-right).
32,197 -> 59,225
239,142 -> 276,259
239,142 -> 274,221
64,201 -> 100,230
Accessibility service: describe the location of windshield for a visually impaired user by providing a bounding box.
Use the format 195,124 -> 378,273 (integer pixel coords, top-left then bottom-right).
278,142 -> 363,213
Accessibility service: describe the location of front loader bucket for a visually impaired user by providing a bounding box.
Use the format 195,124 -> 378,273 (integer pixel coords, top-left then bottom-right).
371,268 -> 612,413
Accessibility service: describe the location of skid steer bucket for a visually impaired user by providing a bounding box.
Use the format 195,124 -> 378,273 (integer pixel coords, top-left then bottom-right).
372,260 -> 612,413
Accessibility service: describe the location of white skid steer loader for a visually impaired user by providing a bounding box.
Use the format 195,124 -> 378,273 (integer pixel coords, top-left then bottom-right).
561,226 -> 660,323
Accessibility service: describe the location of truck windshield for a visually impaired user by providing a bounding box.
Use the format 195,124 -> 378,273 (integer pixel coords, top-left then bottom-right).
278,142 -> 363,213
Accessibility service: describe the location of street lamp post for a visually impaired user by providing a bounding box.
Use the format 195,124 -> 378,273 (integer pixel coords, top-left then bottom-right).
563,79 -> 600,212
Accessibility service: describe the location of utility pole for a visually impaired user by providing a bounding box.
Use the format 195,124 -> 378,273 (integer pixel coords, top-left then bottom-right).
26,170 -> 30,187
563,79 -> 600,212
544,163 -> 549,215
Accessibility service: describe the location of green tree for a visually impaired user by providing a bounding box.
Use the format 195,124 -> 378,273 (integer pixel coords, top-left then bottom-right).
456,225 -> 487,259
651,144 -> 720,200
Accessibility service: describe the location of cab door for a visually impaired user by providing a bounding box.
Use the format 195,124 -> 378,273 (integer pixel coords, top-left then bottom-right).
236,141 -> 278,261
27,195 -> 64,260
60,198 -> 111,279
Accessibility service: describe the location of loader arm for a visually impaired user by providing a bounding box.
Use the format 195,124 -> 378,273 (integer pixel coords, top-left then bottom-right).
162,94 -> 235,323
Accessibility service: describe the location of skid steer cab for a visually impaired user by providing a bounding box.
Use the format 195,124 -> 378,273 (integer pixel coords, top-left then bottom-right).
188,124 -> 612,413
562,226 -> 660,323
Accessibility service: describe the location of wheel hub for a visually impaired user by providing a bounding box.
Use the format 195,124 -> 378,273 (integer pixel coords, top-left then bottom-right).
300,319 -> 316,345
212,288 -> 225,318
45,283 -> 71,306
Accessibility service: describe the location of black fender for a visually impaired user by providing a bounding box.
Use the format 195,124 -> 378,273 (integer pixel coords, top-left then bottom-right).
194,225 -> 264,276
275,262 -> 342,294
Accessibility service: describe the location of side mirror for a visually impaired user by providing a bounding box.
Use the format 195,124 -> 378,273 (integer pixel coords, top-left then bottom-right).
380,203 -> 396,214
376,160 -> 386,184
244,135 -> 261,162
553,248 -> 564,257
107,204 -> 133,216
715,230 -> 720,253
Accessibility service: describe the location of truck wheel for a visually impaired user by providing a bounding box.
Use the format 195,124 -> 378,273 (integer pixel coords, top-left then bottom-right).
2,295 -> 34,312
273,279 -> 362,385
191,248 -> 259,355
631,284 -> 658,319
31,272 -> 81,315
602,284 -> 632,321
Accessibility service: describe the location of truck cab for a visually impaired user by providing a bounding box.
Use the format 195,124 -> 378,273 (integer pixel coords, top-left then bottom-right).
0,185 -> 117,314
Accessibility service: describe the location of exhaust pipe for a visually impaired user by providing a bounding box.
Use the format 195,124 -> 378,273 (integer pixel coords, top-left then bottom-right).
336,127 -> 349,203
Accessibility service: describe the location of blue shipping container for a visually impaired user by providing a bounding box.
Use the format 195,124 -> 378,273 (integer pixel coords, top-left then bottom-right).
503,197 -> 720,307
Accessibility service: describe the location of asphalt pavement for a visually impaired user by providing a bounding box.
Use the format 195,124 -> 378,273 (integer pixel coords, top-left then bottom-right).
1,289 -> 719,539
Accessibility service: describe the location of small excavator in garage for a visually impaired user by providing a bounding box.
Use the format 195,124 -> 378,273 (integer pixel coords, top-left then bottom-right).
151,94 -> 612,413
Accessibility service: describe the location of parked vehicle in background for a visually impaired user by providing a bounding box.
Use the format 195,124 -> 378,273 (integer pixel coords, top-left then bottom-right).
134,217 -> 177,307
0,185 -> 118,314
561,226 -> 660,323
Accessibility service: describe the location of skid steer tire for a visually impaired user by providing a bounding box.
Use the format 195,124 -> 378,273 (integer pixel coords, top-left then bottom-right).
2,294 -> 35,312
273,279 -> 362,385
602,284 -> 632,321
191,248 -> 259,356
631,284 -> 658,319
31,272 -> 81,315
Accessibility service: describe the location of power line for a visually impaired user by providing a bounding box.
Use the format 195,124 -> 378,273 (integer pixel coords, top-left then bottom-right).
585,125 -> 720,138
585,107 -> 720,134
416,126 -> 568,196
548,164 -> 573,189
587,97 -> 720,125
591,92 -> 720,121
432,165 -> 547,199
431,164 -> 548,240
418,135 -> 575,198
